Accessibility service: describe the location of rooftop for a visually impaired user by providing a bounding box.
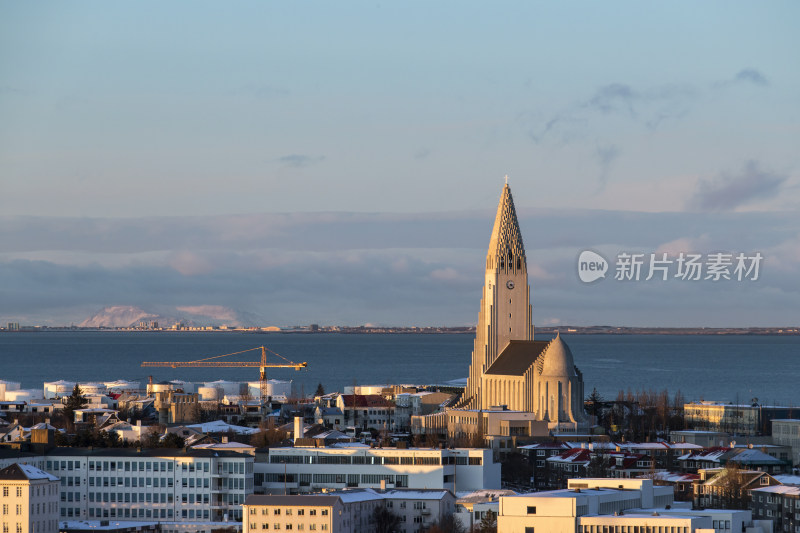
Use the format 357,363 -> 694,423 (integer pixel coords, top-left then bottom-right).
0,463 -> 59,481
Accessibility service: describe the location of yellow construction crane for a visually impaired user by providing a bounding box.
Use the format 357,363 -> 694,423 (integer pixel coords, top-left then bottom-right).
141,346 -> 307,407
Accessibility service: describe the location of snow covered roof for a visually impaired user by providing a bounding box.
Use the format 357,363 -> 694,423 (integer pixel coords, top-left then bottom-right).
647,472 -> 700,483
773,475 -> 800,486
456,489 -> 517,503
677,447 -> 730,462
331,488 -> 451,503
548,449 -> 592,464
0,463 -> 59,481
519,442 -> 569,450
727,447 -> 785,464
329,442 -> 369,448
192,442 -> 255,450
186,420 -> 259,435
751,485 -> 800,496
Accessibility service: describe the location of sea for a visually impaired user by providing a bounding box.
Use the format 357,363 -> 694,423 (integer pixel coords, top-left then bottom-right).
0,332 -> 798,406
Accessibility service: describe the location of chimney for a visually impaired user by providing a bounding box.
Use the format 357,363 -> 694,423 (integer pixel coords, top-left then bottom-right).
294,416 -> 305,443
380,479 -> 386,491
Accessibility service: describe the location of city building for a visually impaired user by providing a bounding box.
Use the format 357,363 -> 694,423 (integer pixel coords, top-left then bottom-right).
684,402 -> 797,436
771,419 -> 800,466
498,478 -> 674,532
453,489 -> 516,532
243,488 -> 455,533
693,468 -> 782,509
43,448 -> 253,522
0,463 -> 60,533
751,484 -> 800,532
670,430 -> 731,448
334,395 -> 395,434
254,445 -> 498,494
498,477 -> 773,533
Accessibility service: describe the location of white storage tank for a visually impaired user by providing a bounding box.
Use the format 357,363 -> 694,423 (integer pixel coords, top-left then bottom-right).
5,389 -> 38,401
170,380 -> 195,393
104,380 -> 141,394
268,379 -> 292,398
246,379 -> 293,398
79,382 -> 107,395
0,380 -> 21,401
197,386 -> 224,401
203,380 -> 244,398
148,381 -> 175,395
43,380 -> 76,399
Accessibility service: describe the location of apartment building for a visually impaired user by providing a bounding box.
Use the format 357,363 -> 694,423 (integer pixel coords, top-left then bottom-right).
0,463 -> 60,533
254,446 -> 498,495
243,488 -> 455,533
43,448 -> 253,522
751,485 -> 800,532
772,419 -> 800,466
498,478 -> 674,532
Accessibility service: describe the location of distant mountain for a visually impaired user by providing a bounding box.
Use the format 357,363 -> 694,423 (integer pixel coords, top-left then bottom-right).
79,305 -> 262,328
79,306 -> 159,328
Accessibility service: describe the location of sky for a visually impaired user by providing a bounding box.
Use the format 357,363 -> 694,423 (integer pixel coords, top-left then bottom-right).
1,2 -> 798,327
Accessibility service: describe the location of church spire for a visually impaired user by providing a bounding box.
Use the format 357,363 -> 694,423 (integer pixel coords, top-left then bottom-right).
486,183 -> 526,273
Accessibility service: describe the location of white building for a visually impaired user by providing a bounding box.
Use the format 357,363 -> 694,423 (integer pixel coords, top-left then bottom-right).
771,419 -> 800,466
255,446 -> 498,494
43,448 -> 253,522
498,478 -> 773,533
0,463 -> 60,533
243,488 -> 455,533
498,478 -> 674,533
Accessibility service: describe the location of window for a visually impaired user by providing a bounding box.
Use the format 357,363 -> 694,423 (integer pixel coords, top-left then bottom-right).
527,506 -> 536,515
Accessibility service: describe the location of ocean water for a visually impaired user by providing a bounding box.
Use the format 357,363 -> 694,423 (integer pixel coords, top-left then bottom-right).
0,332 -> 797,405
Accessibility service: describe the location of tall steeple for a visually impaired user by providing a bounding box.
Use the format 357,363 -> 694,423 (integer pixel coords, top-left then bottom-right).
463,182 -> 533,409
486,184 -> 526,274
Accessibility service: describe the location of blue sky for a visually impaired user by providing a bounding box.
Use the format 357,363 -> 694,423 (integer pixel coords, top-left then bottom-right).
1,2 -> 798,327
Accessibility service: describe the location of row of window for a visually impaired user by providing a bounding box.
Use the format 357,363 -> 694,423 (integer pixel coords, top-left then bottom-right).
3,522 -> 54,533
46,458 -> 248,474
1,488 -> 23,498
579,526 -> 690,533
249,523 -> 328,531
250,509 -> 328,517
269,455 -> 442,466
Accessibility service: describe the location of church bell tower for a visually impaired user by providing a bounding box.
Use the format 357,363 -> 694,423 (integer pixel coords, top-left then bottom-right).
464,182 -> 533,409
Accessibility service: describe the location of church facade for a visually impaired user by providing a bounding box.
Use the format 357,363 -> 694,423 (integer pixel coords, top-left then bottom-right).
416,183 -> 590,437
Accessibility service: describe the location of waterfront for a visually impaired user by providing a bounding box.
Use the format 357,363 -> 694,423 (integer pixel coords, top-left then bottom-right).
0,331 -> 797,405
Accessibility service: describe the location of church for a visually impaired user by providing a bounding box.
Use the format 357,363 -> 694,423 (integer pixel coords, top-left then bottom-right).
414,183 -> 590,438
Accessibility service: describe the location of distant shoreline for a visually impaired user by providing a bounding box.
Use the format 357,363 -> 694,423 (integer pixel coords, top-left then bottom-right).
1,326 -> 798,335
